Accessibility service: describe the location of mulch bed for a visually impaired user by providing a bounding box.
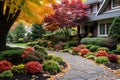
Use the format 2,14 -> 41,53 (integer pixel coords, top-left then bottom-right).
0,62 -> 68,80
105,62 -> 120,70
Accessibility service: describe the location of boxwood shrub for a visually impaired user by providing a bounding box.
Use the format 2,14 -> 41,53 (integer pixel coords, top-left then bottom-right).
80,38 -> 106,47
89,45 -> 100,52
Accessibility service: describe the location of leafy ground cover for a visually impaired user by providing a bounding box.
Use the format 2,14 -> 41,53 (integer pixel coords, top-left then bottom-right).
0,47 -> 67,80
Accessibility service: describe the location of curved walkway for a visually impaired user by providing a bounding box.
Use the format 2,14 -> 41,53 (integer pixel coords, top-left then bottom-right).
48,51 -> 120,80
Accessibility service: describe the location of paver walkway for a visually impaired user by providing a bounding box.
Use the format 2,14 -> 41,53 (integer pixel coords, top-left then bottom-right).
48,51 -> 120,80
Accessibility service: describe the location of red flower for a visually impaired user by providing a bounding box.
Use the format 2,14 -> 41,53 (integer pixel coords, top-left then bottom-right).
80,49 -> 89,55
0,60 -> 12,72
96,51 -> 108,57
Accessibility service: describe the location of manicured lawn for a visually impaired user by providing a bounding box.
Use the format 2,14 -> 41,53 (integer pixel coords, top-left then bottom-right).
13,43 -> 27,47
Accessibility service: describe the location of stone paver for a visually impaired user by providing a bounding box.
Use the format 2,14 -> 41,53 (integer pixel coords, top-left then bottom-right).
48,51 -> 120,80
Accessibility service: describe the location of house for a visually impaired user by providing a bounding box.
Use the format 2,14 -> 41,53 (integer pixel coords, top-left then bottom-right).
82,0 -> 120,37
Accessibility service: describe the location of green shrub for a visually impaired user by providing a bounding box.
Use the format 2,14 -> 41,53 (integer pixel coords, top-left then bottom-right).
0,70 -> 13,78
64,46 -> 69,49
37,47 -> 48,55
45,54 -> 56,60
81,38 -> 106,46
86,44 -> 94,49
18,38 -> 24,43
26,41 -> 38,46
95,56 -> 109,64
86,55 -> 96,60
97,47 -> 109,52
62,49 -> 70,52
112,50 -> 120,54
52,56 -> 64,64
11,64 -> 25,74
24,51 -> 45,63
67,40 -> 76,47
107,51 -> 114,54
108,17 -> 120,42
117,44 -> 120,51
0,49 -> 24,64
89,46 -> 100,52
43,60 -> 62,74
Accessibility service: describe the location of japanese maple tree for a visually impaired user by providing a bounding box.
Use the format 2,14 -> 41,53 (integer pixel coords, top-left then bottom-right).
44,0 -> 89,42
0,0 -> 56,51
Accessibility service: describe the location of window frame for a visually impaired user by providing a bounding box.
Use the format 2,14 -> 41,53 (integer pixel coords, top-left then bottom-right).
98,23 -> 111,37
111,0 -> 120,9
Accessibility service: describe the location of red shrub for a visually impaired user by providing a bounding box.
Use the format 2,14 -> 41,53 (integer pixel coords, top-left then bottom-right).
96,51 -> 108,57
0,60 -> 12,72
22,47 -> 35,58
108,54 -> 117,62
78,45 -> 87,49
72,47 -> 81,53
26,61 -> 42,74
80,49 -> 89,55
54,45 -> 62,51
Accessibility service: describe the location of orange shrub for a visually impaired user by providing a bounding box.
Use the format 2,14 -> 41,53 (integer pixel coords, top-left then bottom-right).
80,49 -> 89,55
96,51 -> 108,57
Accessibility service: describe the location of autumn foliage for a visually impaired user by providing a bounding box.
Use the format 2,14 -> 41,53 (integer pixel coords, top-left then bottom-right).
0,60 -> 12,72
25,61 -> 42,74
44,0 -> 89,31
96,51 -> 108,57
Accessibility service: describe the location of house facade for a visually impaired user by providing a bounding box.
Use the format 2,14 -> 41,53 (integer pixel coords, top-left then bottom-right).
82,0 -> 120,37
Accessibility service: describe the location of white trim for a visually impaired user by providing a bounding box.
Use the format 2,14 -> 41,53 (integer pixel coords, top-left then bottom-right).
97,23 -> 110,37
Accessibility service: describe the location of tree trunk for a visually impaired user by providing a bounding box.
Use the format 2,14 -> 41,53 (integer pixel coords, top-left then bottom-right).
77,25 -> 81,44
0,27 -> 9,51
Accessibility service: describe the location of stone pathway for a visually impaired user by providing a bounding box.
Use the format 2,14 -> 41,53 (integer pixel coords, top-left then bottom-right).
48,51 -> 120,80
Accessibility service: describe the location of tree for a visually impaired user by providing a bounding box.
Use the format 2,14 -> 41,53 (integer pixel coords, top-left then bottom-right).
44,0 -> 89,43
31,23 -> 45,40
14,22 -> 26,40
0,0 -> 56,51
108,17 -> 120,43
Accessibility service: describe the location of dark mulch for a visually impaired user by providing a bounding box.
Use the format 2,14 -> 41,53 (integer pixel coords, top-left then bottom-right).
0,62 -> 68,80
105,62 -> 120,70
0,72 -> 50,80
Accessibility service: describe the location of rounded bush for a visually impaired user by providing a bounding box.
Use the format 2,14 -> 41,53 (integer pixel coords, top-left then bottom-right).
26,61 -> 42,74
52,56 -> 64,64
80,38 -> 106,46
0,60 -> 12,72
112,50 -> 120,54
97,47 -> 109,52
86,44 -> 94,49
95,56 -> 109,64
80,49 -> 89,56
45,54 -> 56,60
11,64 -> 25,74
89,46 -> 100,52
108,54 -> 117,62
0,70 -> 13,78
43,60 -> 62,74
96,51 -> 108,57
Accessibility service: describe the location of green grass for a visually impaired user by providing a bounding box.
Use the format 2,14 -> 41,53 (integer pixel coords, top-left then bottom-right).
13,43 -> 27,47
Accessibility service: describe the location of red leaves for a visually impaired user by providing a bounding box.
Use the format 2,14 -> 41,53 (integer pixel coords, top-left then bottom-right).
108,54 -> 117,62
44,0 -> 89,30
26,61 -> 42,74
80,49 -> 89,55
0,60 -> 12,72
22,47 -> 35,59
96,51 -> 108,57
72,47 -> 81,52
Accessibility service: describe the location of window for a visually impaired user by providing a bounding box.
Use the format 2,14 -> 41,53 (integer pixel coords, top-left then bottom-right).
98,23 -> 111,37
112,0 -> 120,8
91,4 -> 97,13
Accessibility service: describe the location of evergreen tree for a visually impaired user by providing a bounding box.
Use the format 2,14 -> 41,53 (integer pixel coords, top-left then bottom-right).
14,22 -> 26,40
31,23 -> 45,40
108,17 -> 120,43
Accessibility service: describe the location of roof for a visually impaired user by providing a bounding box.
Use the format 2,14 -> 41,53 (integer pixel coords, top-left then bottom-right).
84,0 -> 103,4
